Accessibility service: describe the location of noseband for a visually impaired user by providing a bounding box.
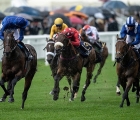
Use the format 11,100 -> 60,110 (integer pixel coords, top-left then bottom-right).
3,43 -> 17,54
44,40 -> 55,57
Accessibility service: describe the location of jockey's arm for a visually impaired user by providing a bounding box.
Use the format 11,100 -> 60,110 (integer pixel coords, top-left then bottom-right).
131,34 -> 140,45
71,32 -> 80,47
18,28 -> 24,41
120,25 -> 127,38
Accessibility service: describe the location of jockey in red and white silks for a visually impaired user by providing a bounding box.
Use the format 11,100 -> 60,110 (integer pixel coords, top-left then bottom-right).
82,25 -> 99,44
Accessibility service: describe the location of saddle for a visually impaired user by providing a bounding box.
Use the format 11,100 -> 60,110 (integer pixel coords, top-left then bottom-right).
78,41 -> 92,58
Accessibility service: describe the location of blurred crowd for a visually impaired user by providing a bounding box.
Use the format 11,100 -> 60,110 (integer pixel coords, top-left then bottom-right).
0,1 -> 140,36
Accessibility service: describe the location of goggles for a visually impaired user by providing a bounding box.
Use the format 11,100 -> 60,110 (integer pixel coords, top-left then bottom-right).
56,24 -> 62,27
127,25 -> 135,27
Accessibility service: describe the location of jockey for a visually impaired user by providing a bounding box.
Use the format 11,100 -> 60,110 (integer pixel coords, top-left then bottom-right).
120,16 -> 140,58
62,27 -> 91,57
82,24 -> 102,53
50,18 -> 68,40
0,16 -> 33,60
82,25 -> 102,62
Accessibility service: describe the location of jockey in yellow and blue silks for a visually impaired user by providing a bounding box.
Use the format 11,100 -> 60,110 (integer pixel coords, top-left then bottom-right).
120,16 -> 140,58
0,16 -> 33,60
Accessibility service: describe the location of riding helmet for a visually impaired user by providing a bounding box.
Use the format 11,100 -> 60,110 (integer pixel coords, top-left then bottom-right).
54,18 -> 63,26
126,16 -> 136,27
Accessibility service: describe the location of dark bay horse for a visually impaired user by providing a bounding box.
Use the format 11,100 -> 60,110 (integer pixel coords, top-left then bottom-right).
44,38 -> 72,95
0,30 -> 37,109
53,33 -> 96,101
79,29 -> 108,83
115,34 -> 140,107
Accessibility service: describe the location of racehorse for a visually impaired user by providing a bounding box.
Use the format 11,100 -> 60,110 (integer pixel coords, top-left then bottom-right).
79,29 -> 108,83
53,33 -> 96,101
115,34 -> 140,107
0,30 -> 37,109
43,38 -> 72,95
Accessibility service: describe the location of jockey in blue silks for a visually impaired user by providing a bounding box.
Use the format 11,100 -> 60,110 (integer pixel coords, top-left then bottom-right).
0,16 -> 33,60
120,16 -> 140,58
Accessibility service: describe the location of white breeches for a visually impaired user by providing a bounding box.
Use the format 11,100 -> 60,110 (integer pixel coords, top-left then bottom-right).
126,35 -> 140,49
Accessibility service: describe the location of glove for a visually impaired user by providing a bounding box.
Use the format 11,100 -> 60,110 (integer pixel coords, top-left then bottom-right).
128,42 -> 134,47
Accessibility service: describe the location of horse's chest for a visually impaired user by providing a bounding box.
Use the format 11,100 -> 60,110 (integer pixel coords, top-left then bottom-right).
2,63 -> 19,75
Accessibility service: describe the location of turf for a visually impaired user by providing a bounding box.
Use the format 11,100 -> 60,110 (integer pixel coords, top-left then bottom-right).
0,55 -> 140,120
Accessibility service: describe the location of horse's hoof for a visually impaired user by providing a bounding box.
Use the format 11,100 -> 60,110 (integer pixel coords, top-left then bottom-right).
81,96 -> 86,102
53,96 -> 58,101
69,98 -> 74,102
0,98 -> 6,102
127,102 -> 130,106
116,92 -> 121,96
8,98 -> 14,103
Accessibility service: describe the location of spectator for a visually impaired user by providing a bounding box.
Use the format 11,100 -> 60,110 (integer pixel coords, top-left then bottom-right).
107,15 -> 119,31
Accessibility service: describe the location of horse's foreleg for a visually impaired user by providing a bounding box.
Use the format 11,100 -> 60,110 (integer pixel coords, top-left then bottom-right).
120,78 -> 133,107
70,73 -> 81,101
116,79 -> 121,95
67,76 -> 72,97
81,66 -> 94,102
0,79 -> 10,102
53,74 -> 63,101
8,76 -> 21,103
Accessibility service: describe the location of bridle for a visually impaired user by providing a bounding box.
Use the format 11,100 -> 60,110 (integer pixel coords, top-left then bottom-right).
3,33 -> 18,54
114,40 -> 135,67
43,40 -> 55,57
3,43 -> 17,54
55,34 -> 77,60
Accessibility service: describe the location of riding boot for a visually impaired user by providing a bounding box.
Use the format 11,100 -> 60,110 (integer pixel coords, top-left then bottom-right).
77,44 -> 90,58
94,42 -> 103,53
19,42 -> 33,61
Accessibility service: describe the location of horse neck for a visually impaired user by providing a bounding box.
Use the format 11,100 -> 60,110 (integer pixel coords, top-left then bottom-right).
61,44 -> 76,59
121,50 -> 133,65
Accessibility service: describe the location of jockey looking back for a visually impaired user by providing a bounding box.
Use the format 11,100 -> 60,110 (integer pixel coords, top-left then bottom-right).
50,18 -> 68,40
0,16 -> 33,60
82,25 -> 102,52
82,25 -> 102,62
120,16 -> 140,58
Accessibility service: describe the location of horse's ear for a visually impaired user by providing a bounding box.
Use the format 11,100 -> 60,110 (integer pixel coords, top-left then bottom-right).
116,34 -> 119,39
46,38 -> 49,42
124,36 -> 127,41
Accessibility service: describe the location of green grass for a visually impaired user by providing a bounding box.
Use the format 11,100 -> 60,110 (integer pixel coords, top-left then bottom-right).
0,55 -> 140,120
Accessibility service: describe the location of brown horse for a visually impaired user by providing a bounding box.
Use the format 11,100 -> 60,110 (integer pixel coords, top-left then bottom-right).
0,30 -> 37,109
53,33 -> 96,101
79,29 -> 108,83
115,34 -> 140,107
44,38 -> 72,95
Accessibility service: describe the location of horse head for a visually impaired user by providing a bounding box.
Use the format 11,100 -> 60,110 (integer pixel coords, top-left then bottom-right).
3,29 -> 17,58
115,34 -> 129,63
44,38 -> 55,64
54,33 -> 71,53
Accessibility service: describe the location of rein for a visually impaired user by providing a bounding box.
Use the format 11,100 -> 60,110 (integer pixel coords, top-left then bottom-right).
114,39 -> 137,67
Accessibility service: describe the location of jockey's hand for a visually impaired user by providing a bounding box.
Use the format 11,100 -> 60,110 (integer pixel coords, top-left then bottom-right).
16,40 -> 20,43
